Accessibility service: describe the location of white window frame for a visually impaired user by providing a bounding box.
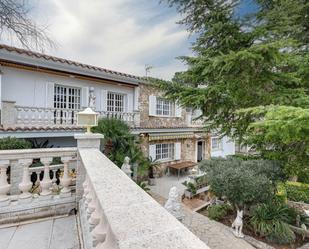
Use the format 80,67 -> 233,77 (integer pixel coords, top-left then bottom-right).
211,137 -> 222,151
156,97 -> 173,116
155,143 -> 175,161
107,92 -> 126,112
54,84 -> 81,110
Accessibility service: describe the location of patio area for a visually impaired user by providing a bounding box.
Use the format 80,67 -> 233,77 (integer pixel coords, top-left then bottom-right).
0,215 -> 79,249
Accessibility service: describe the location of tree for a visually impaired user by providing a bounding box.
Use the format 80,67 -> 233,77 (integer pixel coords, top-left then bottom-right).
0,0 -> 53,50
200,157 -> 283,209
92,118 -> 150,175
159,0 -> 309,175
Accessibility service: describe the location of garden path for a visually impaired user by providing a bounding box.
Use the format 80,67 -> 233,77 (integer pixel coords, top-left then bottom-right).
151,192 -> 255,249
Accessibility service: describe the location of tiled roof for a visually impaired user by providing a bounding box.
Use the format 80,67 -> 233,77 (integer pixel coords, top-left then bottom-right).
0,126 -> 84,132
0,44 -> 142,81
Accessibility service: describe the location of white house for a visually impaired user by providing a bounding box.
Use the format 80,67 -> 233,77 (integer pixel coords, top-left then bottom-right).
0,44 -> 140,146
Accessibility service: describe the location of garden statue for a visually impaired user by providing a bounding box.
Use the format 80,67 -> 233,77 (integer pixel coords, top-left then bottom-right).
89,87 -> 96,109
232,210 -> 244,238
121,156 -> 132,178
164,186 -> 184,221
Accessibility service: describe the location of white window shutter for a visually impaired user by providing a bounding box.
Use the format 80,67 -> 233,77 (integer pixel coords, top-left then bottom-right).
149,144 -> 156,161
149,95 -> 157,116
175,103 -> 182,117
133,87 -> 139,111
46,83 -> 54,108
127,93 -> 133,112
175,142 -> 181,160
81,87 -> 89,108
100,89 -> 108,111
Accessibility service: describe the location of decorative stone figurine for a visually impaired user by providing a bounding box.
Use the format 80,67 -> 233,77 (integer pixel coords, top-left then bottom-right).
164,186 -> 184,221
232,209 -> 244,238
121,157 -> 132,178
89,87 -> 96,109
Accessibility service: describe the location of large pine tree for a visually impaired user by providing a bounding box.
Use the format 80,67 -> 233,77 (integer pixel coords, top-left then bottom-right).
159,0 -> 309,176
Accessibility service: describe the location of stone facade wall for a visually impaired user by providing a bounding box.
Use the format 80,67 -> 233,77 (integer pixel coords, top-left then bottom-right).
139,83 -> 188,128
140,134 -> 211,175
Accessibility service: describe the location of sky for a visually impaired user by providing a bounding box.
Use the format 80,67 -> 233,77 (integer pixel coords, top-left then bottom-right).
2,0 -> 258,80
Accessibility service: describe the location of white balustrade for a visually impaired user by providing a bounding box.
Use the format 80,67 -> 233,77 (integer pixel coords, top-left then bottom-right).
40,157 -> 53,196
18,159 -> 33,200
0,148 -> 77,207
14,105 -> 138,128
0,160 -> 10,206
60,157 -> 72,195
79,147 -> 210,249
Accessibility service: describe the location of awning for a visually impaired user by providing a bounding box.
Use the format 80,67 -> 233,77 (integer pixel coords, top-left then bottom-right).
148,133 -> 195,141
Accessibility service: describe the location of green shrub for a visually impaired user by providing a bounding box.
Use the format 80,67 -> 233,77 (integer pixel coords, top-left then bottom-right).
286,181 -> 309,203
0,137 -> 31,150
249,203 -> 296,244
207,203 -> 232,221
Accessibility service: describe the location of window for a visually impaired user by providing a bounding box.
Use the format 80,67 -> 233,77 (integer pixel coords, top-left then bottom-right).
156,98 -> 172,116
155,143 -> 174,161
54,85 -> 81,110
107,92 -> 125,112
211,137 -> 222,150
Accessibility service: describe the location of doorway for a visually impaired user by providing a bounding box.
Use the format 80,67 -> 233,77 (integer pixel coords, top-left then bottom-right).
197,141 -> 205,162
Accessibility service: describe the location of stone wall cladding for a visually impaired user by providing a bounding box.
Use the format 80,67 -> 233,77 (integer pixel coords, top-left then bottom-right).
139,83 -> 188,128
141,136 -> 211,175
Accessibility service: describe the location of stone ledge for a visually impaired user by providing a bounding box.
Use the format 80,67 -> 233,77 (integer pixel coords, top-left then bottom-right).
0,195 -> 76,225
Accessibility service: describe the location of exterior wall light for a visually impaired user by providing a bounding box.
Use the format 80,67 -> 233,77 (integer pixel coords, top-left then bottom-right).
77,107 -> 98,134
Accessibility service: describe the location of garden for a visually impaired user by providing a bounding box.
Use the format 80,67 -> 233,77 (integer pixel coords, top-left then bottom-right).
194,157 -> 309,248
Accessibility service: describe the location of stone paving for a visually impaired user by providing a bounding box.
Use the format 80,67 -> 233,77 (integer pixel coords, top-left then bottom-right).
151,192 -> 254,249
0,215 -> 79,249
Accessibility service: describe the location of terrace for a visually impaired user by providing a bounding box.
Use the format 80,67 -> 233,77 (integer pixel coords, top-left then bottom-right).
0,100 -> 140,130
0,133 -> 209,249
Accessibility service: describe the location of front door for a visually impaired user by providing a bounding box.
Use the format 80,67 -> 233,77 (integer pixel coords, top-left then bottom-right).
197,141 -> 204,162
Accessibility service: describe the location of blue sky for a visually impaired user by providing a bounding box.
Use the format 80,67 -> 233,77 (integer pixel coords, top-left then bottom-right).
2,0 -> 258,80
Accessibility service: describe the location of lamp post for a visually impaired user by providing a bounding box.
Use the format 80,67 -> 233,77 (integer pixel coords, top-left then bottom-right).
77,107 -> 99,134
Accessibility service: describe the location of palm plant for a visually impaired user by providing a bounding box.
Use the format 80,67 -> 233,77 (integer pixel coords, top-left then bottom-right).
249,203 -> 296,244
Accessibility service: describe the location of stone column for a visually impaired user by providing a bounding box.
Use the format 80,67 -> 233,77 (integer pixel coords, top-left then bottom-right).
1,100 -> 16,128
10,159 -> 23,195
74,133 -> 104,202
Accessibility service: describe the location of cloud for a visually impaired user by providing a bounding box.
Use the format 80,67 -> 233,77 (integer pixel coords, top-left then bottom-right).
25,0 -> 192,80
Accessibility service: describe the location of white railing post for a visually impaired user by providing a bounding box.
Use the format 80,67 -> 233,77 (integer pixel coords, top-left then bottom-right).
60,156 -> 72,197
1,101 -> 17,128
0,160 -> 10,206
40,157 -> 53,197
18,159 -> 33,202
74,133 -> 104,202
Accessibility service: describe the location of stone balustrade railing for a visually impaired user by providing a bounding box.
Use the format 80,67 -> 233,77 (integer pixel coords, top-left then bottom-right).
15,105 -> 79,126
0,147 -> 77,223
0,101 -> 140,128
77,145 -> 210,249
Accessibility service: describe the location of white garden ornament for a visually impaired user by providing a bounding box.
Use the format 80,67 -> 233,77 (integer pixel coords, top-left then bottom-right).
121,157 -> 132,179
232,209 -> 244,238
164,186 -> 184,221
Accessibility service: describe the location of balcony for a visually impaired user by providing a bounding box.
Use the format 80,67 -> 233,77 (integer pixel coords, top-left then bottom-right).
0,101 -> 140,130
0,133 -> 210,249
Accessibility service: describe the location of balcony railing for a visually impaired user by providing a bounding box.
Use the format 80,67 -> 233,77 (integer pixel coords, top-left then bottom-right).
0,133 -> 210,248
0,147 -> 77,224
0,101 -> 140,129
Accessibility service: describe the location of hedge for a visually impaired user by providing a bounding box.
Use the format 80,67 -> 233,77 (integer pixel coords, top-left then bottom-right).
0,137 -> 32,150
285,181 -> 309,204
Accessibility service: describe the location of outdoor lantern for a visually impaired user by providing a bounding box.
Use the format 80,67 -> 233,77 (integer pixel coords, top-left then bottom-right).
77,107 -> 99,133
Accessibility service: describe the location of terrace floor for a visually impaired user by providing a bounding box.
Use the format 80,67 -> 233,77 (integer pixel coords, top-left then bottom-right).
0,215 -> 80,249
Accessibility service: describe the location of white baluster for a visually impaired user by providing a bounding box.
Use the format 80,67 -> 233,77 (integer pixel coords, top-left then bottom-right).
60,157 -> 72,197
31,108 -> 36,124
40,157 -> 53,197
0,160 -> 10,206
87,191 -> 96,218
92,211 -> 107,247
83,176 -> 90,199
37,109 -> 42,125
18,159 -> 33,202
24,109 -> 29,124
89,198 -> 101,230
